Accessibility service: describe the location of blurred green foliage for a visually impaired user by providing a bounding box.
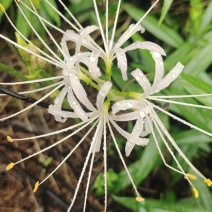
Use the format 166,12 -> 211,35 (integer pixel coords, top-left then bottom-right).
0,0 -> 211,211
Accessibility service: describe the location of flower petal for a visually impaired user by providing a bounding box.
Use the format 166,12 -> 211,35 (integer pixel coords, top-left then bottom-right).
131,69 -> 151,96
109,119 -> 149,147
81,51 -> 101,79
76,25 -> 99,53
67,87 -> 88,121
48,105 -> 79,122
62,29 -> 98,54
96,81 -> 112,110
69,74 -> 96,111
124,41 -> 166,56
116,24 -> 145,48
112,111 -> 140,121
153,62 -> 184,94
112,100 -> 144,115
115,47 -> 128,80
150,52 -> 164,91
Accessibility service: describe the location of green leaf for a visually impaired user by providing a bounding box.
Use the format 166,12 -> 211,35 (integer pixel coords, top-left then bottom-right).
201,1 -> 212,30
124,3 -> 184,48
16,0 -> 32,37
179,73 -> 212,106
173,129 -> 212,145
183,42 -> 212,75
42,0 -> 61,26
113,196 -> 212,212
159,0 -> 173,25
0,0 -> 13,19
169,97 -> 212,133
190,173 -> 212,210
0,62 -> 27,80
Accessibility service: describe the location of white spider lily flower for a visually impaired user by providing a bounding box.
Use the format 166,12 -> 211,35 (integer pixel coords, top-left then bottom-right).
111,61 -> 212,197
0,0 -> 161,82
6,82 -> 145,211
0,0 -> 161,122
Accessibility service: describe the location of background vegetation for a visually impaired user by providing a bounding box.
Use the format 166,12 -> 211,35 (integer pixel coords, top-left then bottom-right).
0,0 -> 211,211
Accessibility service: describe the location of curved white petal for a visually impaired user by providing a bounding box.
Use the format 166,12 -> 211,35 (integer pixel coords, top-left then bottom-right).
124,41 -> 166,56
112,111 -> 140,121
109,119 -> 149,147
115,24 -> 145,48
112,99 -> 144,115
153,62 -> 184,94
150,52 -> 165,91
62,29 -> 98,54
76,25 -> 99,53
115,47 -> 128,80
96,81 -> 112,111
48,105 -> 79,122
82,51 -> 101,79
70,75 -> 96,111
131,68 -> 151,96
67,87 -> 88,121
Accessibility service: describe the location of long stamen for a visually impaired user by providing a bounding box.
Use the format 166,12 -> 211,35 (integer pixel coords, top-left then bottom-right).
44,0 -> 79,32
15,1 -> 65,65
150,101 -> 212,137
106,116 -> 143,200
148,96 -> 212,110
8,116 -> 98,142
83,118 -> 103,211
109,0 -> 122,50
0,76 -> 62,85
103,115 -> 107,211
0,4 -> 63,66
0,83 -> 64,121
0,34 -> 66,69
19,1 -> 104,55
29,0 -> 69,61
115,0 -> 160,48
149,109 -> 197,190
38,118 -> 99,187
92,0 -> 107,52
57,0 -> 83,30
67,116 -> 102,211
146,114 -> 184,175
150,104 -> 206,179
15,81 -> 62,95
105,0 -> 109,48
6,116 -> 99,169
151,94 -> 212,99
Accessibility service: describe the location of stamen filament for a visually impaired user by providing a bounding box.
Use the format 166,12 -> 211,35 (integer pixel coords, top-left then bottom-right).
109,0 -> 122,50
151,101 -> 212,137
67,116 -> 102,211
0,76 -> 62,85
39,118 -> 99,187
148,96 -> 212,110
92,0 -> 107,52
0,34 -> 66,69
0,83 -> 64,121
107,116 -> 141,198
15,0 -> 65,64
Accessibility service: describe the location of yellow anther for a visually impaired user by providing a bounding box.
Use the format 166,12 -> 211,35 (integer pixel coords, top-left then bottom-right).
192,188 -> 199,198
6,162 -> 15,171
16,0 -> 21,2
0,4 -> 5,12
204,178 -> 212,187
7,136 -> 13,142
135,197 -> 145,202
33,181 -> 39,193
186,173 -> 197,180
